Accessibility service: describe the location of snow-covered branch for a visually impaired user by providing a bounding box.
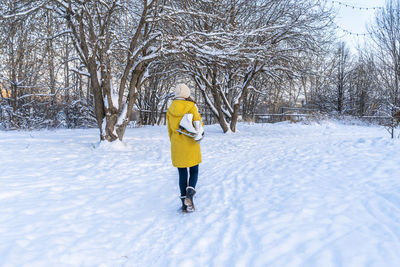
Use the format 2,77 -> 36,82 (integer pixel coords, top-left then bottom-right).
70,67 -> 90,77
0,1 -> 50,19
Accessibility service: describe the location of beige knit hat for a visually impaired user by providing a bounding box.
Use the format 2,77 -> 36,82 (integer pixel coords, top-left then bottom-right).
174,83 -> 191,98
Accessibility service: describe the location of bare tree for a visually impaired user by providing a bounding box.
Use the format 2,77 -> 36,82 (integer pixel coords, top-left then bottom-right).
369,0 -> 400,110
0,1 -> 52,128
163,0 -> 333,133
44,0 -> 163,141
347,52 -> 379,117
369,0 -> 400,137
335,42 -> 351,114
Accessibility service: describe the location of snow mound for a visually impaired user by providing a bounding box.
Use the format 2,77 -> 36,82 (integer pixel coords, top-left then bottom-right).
96,139 -> 131,151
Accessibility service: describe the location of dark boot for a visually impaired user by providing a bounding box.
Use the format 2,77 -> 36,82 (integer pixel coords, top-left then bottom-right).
184,186 -> 196,212
180,196 -> 188,213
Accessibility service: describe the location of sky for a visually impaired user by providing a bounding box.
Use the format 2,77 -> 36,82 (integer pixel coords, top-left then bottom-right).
330,0 -> 387,52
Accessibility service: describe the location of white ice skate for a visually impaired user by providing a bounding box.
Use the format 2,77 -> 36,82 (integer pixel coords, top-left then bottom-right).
177,114 -> 197,137
193,120 -> 204,142
176,114 -> 204,141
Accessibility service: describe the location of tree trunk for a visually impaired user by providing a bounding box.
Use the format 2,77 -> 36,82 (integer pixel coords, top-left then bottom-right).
230,70 -> 256,132
210,68 -> 229,133
87,59 -> 106,140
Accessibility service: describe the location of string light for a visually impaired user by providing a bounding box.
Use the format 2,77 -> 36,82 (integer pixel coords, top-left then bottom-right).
330,0 -> 383,11
332,22 -> 369,37
322,1 -> 384,37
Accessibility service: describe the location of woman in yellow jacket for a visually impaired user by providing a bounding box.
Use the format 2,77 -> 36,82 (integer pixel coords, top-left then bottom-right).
167,84 -> 204,212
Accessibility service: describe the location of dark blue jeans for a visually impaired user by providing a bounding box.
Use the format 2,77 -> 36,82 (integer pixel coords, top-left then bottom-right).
178,165 -> 199,197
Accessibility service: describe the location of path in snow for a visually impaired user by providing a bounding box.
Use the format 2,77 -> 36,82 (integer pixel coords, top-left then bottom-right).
1,121 -> 400,266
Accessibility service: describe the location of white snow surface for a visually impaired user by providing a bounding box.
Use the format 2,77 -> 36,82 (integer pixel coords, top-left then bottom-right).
1,121 -> 400,267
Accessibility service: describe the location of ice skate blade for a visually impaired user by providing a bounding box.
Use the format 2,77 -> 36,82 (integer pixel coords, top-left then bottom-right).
176,129 -> 196,138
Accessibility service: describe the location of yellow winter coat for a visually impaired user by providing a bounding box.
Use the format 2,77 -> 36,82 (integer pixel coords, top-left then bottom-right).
167,99 -> 202,168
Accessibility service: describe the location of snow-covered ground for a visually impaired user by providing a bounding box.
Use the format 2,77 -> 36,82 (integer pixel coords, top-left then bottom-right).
1,121 -> 400,267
